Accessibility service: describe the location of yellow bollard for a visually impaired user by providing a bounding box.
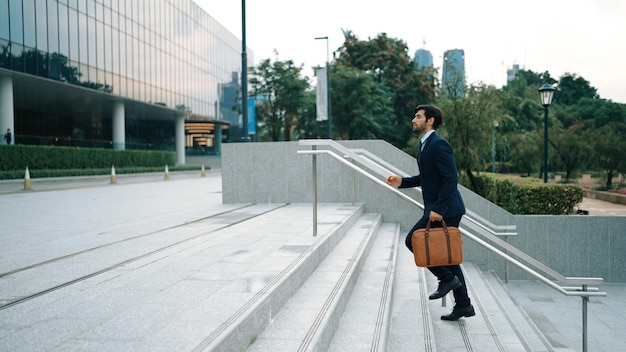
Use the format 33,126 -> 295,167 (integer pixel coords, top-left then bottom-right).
201,165 -> 206,177
110,165 -> 117,184
164,164 -> 170,180
23,167 -> 32,191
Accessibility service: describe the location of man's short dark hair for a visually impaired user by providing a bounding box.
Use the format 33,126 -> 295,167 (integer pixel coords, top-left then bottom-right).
415,104 -> 443,129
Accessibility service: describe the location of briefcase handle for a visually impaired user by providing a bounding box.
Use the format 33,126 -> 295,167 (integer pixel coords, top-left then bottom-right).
424,219 -> 449,236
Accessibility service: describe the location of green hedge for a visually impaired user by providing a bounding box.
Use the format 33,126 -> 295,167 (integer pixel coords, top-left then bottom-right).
460,173 -> 583,215
0,144 -> 175,170
0,145 -> 184,179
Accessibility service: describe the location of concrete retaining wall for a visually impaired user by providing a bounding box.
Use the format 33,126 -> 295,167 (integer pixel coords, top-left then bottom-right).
584,189 -> 626,205
222,141 -> 626,283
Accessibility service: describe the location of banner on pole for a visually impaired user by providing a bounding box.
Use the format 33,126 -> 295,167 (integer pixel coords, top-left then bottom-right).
247,97 -> 256,135
316,68 -> 328,121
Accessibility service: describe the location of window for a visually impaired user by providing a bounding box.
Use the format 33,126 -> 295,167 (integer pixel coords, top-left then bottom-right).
68,8 -> 78,61
23,0 -> 36,47
47,0 -> 59,53
10,0 -> 24,44
0,0 -> 10,40
78,12 -> 87,64
36,0 -> 48,51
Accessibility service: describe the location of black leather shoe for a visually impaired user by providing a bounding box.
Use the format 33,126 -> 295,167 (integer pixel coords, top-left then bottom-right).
429,276 -> 462,300
441,305 -> 476,321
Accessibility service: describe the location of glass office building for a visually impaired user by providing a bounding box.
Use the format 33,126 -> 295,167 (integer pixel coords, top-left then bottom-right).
413,48 -> 433,70
442,49 -> 465,98
0,0 -> 251,162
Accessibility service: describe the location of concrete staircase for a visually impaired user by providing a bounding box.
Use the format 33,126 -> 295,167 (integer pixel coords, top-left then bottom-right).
195,203 -> 563,352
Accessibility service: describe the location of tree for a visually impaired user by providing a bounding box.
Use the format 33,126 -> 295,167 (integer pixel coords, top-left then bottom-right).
591,123 -> 626,188
249,58 -> 310,141
548,123 -> 592,180
294,89 -> 326,139
504,131 -> 542,176
557,73 -> 598,105
330,63 -> 394,140
559,97 -> 626,130
335,31 -> 436,148
438,83 -> 503,194
500,69 -> 556,133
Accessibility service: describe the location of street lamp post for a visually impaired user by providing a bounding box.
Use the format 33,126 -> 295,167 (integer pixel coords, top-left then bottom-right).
538,83 -> 555,183
315,36 -> 331,139
240,0 -> 250,142
492,121 -> 498,173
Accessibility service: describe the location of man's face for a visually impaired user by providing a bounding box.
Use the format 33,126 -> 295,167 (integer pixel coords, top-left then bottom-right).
412,109 -> 429,134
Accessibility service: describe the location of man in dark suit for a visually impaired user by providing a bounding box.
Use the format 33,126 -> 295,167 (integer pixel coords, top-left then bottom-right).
386,104 -> 474,320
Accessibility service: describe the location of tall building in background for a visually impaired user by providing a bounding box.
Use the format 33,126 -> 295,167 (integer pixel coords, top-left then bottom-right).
414,48 -> 433,69
0,0 -> 251,161
507,64 -> 521,82
442,49 -> 465,98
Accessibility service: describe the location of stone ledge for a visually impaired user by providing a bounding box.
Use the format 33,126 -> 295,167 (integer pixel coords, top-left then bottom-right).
583,189 -> 626,205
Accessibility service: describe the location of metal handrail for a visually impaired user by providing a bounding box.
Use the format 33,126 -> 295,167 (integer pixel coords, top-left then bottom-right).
299,140 -> 518,236
298,148 -> 604,294
299,140 -> 606,286
298,146 -> 606,352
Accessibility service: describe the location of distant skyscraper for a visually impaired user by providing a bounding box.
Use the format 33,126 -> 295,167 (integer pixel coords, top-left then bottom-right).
507,64 -> 521,82
442,49 -> 466,97
414,49 -> 433,69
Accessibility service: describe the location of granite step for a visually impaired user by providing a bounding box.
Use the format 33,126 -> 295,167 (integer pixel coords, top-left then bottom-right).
244,212 -> 383,352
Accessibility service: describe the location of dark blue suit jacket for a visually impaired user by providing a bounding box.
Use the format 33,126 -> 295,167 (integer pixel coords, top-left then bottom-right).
399,132 -> 466,220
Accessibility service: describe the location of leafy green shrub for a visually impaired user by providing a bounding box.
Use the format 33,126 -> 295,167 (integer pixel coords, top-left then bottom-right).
0,145 -> 175,170
460,173 -> 583,215
0,145 -> 189,179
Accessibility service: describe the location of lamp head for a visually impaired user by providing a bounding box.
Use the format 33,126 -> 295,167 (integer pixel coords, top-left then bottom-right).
538,83 -> 555,106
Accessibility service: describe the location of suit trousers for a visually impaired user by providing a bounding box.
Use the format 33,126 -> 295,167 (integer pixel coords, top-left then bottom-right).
405,214 -> 471,308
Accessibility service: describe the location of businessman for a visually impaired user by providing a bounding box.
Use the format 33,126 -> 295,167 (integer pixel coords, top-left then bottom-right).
386,104 -> 474,320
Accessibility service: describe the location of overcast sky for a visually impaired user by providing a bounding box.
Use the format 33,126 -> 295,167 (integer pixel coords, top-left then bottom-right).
194,0 -> 626,104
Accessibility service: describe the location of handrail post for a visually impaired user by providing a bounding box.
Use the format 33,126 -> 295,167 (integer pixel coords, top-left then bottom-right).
582,284 -> 588,352
312,146 -> 318,236
351,164 -> 356,205
504,236 -> 509,283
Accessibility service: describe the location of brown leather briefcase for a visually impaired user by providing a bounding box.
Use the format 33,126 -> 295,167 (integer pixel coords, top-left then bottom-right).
411,220 -> 463,267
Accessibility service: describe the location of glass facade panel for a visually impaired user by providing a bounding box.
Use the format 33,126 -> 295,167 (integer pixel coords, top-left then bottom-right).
47,0 -> 59,53
111,7 -> 117,28
11,43 -> 24,71
36,0 -> 48,51
119,32 -> 126,76
96,20 -> 104,73
23,0 -> 37,48
95,1 -> 103,22
96,25 -> 104,86
88,15 -> 96,67
78,12 -> 87,66
77,0 -> 86,13
104,24 -> 111,72
86,0 -> 95,17
68,8 -> 78,62
0,0 -> 10,40
9,0 -> 24,44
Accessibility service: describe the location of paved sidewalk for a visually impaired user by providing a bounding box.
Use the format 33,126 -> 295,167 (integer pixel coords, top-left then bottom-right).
578,196 -> 626,216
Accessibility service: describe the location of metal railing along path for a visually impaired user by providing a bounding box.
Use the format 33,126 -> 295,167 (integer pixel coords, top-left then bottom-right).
298,139 -> 606,352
